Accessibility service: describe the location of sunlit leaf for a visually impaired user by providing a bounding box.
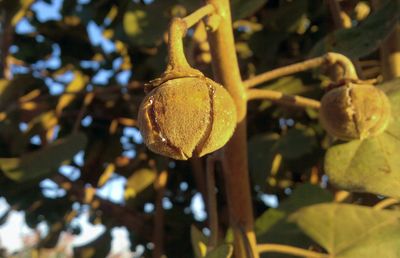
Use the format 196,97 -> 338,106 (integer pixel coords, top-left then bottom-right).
123,2 -> 170,47
255,184 -> 333,258
290,203 -> 400,258
249,128 -> 317,187
125,168 -> 157,199
0,133 -> 87,182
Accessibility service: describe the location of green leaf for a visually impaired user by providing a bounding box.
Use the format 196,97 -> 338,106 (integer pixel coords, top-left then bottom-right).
256,183 -> 333,236
231,0 -> 267,21
248,132 -> 279,186
309,0 -> 400,58
123,2 -> 170,47
290,203 -> 400,258
255,184 -> 333,257
125,168 -> 157,199
324,79 -> 400,198
0,133 -> 87,182
37,20 -> 94,61
261,0 -> 308,32
254,208 -> 286,235
205,244 -> 233,258
278,183 -> 333,213
249,128 -> 317,187
191,225 -> 208,258
0,75 -> 46,111
12,34 -> 53,63
277,128 -> 317,160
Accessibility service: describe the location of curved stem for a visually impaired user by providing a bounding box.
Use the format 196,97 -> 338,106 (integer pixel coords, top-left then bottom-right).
166,18 -> 191,72
183,4 -> 215,28
165,4 -> 216,73
244,52 -> 358,88
247,89 -> 321,109
257,244 -> 329,258
326,0 -> 365,79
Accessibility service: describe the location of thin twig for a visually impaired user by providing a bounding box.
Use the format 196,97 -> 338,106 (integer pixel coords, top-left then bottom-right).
153,170 -> 169,258
206,154 -> 219,252
246,88 -> 321,109
257,244 -> 329,258
373,198 -> 400,210
182,4 -> 215,28
243,52 -> 358,88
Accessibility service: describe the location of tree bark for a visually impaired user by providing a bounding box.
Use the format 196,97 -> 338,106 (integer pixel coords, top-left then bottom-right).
204,0 -> 258,257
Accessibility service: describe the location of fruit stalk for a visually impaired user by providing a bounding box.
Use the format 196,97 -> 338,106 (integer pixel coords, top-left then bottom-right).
247,88 -> 321,109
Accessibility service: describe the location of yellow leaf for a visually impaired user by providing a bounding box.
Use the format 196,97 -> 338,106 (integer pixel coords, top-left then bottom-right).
103,29 -> 114,39
63,16 -> 81,26
109,120 -> 119,134
125,169 -> 157,199
56,70 -> 88,115
0,112 -> 6,121
117,117 -> 136,126
19,89 -> 41,102
106,5 -> 119,23
97,163 -> 115,187
20,102 -> 37,110
84,187 -> 96,204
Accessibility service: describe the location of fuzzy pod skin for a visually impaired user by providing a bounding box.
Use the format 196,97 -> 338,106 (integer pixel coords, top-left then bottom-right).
138,76 -> 237,160
319,83 -> 391,141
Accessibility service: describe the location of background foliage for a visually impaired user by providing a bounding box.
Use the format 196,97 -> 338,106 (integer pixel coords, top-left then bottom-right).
0,0 -> 399,257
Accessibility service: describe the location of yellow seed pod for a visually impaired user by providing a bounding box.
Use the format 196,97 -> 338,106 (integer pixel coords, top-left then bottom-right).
138,18 -> 237,159
138,76 -> 236,160
319,82 -> 391,141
